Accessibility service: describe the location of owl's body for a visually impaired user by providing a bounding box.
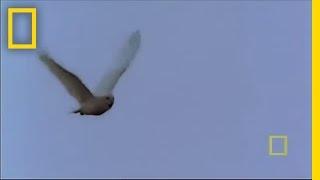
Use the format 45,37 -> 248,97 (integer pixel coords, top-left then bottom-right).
76,96 -> 114,115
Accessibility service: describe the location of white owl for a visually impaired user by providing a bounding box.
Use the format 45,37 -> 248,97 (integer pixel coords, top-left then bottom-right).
39,31 -> 141,115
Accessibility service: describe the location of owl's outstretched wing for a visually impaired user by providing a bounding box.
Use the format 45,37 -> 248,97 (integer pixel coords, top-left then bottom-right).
39,52 -> 94,103
94,30 -> 141,96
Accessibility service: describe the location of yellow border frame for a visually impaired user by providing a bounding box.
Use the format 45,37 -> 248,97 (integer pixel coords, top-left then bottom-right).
7,7 -> 37,49
0,1 -> 317,179
312,0 -> 319,179
269,135 -> 288,156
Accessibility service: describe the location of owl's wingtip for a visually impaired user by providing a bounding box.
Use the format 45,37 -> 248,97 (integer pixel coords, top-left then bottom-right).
129,30 -> 141,46
135,29 -> 140,34
133,30 -> 141,39
37,51 -> 50,62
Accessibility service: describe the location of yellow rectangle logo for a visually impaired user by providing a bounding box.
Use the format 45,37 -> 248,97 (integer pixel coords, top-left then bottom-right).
7,7 -> 37,49
269,135 -> 288,156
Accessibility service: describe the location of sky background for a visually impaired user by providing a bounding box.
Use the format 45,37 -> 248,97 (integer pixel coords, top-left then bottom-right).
1,0 -> 311,178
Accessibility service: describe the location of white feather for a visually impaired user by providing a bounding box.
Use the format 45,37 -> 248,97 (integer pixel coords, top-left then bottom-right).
38,52 -> 94,104
94,30 -> 141,96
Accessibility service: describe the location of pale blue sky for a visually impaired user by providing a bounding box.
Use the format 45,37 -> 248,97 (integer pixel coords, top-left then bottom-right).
1,0 -> 311,178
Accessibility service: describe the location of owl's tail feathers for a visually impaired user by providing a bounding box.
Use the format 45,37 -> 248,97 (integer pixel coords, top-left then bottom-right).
72,109 -> 84,115
72,109 -> 81,114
